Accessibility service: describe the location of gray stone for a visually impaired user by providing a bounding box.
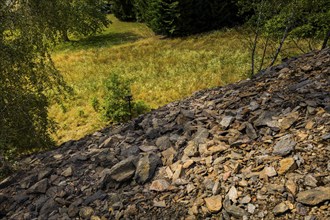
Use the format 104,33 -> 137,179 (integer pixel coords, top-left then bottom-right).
322,133 -> 330,140
139,145 -> 158,152
193,127 -> 209,144
220,116 -> 234,129
240,195 -> 251,204
28,179 -> 48,194
155,136 -> 172,151
99,136 -> 120,148
296,186 -> 330,205
120,145 -> 140,158
106,156 -> 138,182
39,198 -> 58,217
223,198 -> 248,218
246,123 -> 258,140
83,190 -> 107,205
134,153 -> 162,184
61,166 -> 73,177
253,111 -> 274,127
247,203 -> 256,214
273,134 -> 296,156
183,141 -> 198,157
37,168 -> 53,181
273,202 -> 289,215
304,174 -> 318,187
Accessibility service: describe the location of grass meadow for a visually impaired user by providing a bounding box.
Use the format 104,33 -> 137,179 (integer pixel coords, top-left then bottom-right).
50,15 -> 315,144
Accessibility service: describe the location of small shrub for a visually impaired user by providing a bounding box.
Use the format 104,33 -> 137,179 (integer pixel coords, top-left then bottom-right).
103,73 -> 149,122
91,97 -> 100,112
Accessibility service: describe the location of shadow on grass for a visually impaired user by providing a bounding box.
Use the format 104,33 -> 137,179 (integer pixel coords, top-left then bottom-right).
56,32 -> 141,51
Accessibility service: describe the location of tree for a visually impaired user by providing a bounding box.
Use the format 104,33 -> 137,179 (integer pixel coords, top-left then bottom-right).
112,0 -> 137,21
103,73 -> 149,122
135,0 -> 241,37
0,0 -> 69,158
47,0 -> 110,41
237,0 -> 330,75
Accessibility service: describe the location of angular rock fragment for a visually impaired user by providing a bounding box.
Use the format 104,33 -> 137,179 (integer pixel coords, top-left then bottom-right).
106,156 -> 138,182
278,157 -> 297,175
161,147 -> 177,165
28,179 -> 48,194
227,186 -> 238,203
273,202 -> 289,215
220,116 -> 234,129
150,179 -> 170,192
273,135 -> 296,156
304,174 -> 318,187
193,127 -> 209,144
296,187 -> 330,205
246,123 -> 258,140
135,153 -> 162,184
247,203 -> 256,214
204,195 -> 222,213
61,166 -> 73,177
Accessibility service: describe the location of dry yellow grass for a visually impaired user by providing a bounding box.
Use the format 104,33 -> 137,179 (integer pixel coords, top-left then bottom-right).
50,15 -> 313,144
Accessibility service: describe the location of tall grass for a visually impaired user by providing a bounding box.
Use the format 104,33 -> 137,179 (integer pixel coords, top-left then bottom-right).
50,15 -> 313,144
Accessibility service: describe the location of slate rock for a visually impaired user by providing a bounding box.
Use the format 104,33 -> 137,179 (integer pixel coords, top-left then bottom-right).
150,179 -> 170,192
28,179 -> 48,194
296,187 -> 330,205
304,174 -> 318,187
246,123 -> 258,140
155,136 -> 172,151
61,166 -> 73,177
83,190 -> 107,205
220,116 -> 234,129
39,198 -> 58,217
183,141 -> 198,157
273,135 -> 296,156
134,153 -> 162,184
273,202 -> 289,215
278,157 -> 297,175
223,198 -> 248,218
106,156 -> 138,182
193,127 -> 209,144
120,145 -> 140,158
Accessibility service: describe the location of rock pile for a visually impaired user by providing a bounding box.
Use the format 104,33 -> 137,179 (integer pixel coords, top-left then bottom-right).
0,48 -> 330,219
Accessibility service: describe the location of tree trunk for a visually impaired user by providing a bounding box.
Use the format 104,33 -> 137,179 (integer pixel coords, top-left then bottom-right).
258,36 -> 269,72
322,29 -> 330,49
269,25 -> 290,67
62,30 -> 70,42
251,31 -> 259,76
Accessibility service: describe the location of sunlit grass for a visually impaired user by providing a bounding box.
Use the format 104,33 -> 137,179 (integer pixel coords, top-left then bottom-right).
50,15 -> 315,145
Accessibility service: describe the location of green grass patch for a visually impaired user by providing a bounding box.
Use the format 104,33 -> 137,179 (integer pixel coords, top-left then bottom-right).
50,15 -> 313,144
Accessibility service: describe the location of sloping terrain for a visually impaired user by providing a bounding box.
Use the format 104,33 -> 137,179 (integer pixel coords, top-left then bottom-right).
0,49 -> 329,220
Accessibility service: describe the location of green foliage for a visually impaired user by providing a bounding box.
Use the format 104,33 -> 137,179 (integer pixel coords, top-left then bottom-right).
46,0 -> 110,41
91,97 -> 101,112
103,73 -> 149,122
0,0 -> 69,157
135,0 -> 241,37
237,0 -> 330,74
112,0 -> 137,21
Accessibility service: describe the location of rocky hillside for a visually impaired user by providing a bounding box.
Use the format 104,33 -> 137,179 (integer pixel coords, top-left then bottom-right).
1,49 -> 330,220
